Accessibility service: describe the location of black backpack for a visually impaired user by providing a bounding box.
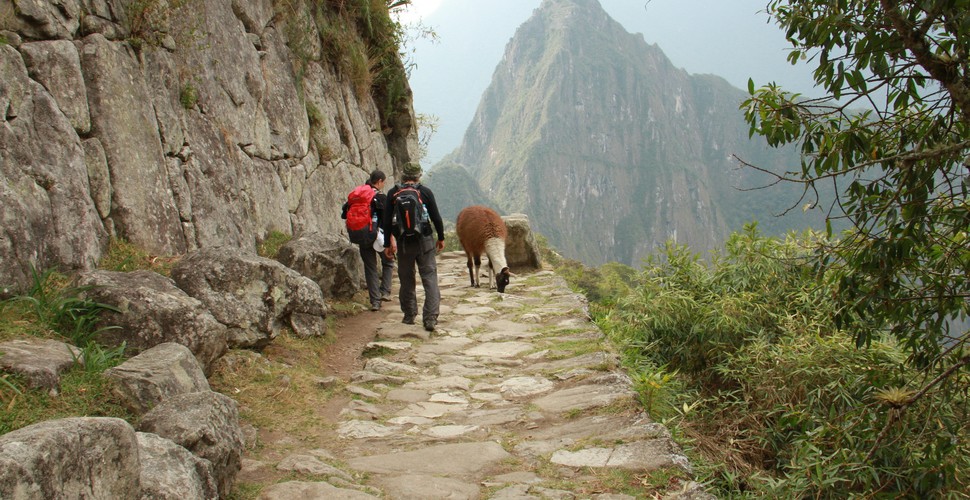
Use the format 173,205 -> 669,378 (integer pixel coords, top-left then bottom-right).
392,184 -> 428,238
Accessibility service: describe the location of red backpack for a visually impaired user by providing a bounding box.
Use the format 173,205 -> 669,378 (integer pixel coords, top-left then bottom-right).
344,184 -> 377,244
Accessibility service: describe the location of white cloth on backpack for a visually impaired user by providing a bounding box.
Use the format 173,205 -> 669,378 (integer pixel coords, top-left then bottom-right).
373,228 -> 385,252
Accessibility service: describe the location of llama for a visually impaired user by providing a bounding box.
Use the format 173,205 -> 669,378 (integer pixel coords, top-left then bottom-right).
455,205 -> 511,293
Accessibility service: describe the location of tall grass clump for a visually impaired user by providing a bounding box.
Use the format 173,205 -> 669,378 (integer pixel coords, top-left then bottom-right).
4,267 -> 120,347
572,223 -> 969,497
0,267 -> 129,433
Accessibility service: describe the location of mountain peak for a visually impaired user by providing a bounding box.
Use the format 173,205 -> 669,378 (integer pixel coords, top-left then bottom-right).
442,0 -> 812,265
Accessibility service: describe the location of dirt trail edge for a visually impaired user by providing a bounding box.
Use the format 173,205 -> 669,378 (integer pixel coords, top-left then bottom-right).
241,251 -> 706,499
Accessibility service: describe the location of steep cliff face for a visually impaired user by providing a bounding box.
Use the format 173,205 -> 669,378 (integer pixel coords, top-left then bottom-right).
449,0 -> 811,265
0,0 -> 418,286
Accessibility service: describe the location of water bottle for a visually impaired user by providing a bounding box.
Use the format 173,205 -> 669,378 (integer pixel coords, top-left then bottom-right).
421,204 -> 429,223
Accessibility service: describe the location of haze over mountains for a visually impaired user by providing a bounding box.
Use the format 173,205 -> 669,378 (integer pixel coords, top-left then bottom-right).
426,0 -> 822,266
406,0 -> 819,166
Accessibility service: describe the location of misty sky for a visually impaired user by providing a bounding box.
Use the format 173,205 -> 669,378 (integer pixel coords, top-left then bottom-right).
397,0 -> 821,165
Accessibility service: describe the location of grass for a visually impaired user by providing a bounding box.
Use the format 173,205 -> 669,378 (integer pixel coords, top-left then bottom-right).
0,267 -> 131,433
99,237 -> 178,276
257,230 -> 292,259
179,82 -> 198,109
208,330 -> 337,435
0,369 -> 132,434
0,239 -> 184,434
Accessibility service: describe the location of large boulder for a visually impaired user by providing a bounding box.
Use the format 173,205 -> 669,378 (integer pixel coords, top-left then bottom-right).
0,417 -> 140,499
276,232 -> 362,300
502,213 -> 542,271
104,342 -> 211,415
136,432 -> 219,500
138,391 -> 244,498
76,269 -> 229,374
171,247 -> 329,348
0,338 -> 81,394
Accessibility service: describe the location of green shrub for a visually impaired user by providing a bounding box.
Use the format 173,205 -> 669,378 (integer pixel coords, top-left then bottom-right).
588,224 -> 969,497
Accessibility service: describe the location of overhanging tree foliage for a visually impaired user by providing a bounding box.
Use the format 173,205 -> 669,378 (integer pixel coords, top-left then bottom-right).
742,1 -> 970,392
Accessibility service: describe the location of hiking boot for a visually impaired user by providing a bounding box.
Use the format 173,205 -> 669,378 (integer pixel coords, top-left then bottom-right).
380,291 -> 392,302
402,316 -> 415,325
423,317 -> 437,332
370,303 -> 381,311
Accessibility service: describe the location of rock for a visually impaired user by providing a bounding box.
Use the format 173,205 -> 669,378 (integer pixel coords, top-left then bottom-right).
0,417 -> 139,499
346,442 -> 511,476
0,44 -> 107,287
276,454 -> 353,481
276,232 -> 362,300
19,40 -> 90,134
502,213 -> 542,271
81,33 -> 186,255
5,0 -> 80,39
258,481 -> 379,500
77,269 -> 229,373
81,137 -> 112,219
104,342 -> 211,415
231,0 -> 274,34
171,247 -> 329,348
137,391 -> 244,498
375,474 -> 480,500
499,376 -> 555,397
259,27 -> 310,158
136,432 -> 219,500
550,440 -> 692,474
531,383 -> 633,414
0,338 -> 81,393
662,481 -> 718,500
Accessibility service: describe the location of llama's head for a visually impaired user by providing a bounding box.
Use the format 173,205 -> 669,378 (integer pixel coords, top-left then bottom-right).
496,267 -> 511,293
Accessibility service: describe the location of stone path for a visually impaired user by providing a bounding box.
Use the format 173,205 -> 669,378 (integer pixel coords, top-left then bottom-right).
254,252 -> 701,499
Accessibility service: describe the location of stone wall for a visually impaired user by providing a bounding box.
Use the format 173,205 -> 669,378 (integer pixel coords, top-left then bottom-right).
0,0 -> 419,287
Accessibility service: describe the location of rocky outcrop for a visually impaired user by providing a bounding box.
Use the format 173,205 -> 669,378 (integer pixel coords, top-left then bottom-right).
276,232 -> 363,300
77,269 -> 229,373
0,0 -> 419,288
170,247 -> 329,348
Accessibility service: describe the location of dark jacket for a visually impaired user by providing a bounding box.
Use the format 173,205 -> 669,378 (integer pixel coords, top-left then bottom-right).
381,182 -> 444,248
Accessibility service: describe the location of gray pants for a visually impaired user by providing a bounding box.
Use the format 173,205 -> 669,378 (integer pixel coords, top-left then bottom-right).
396,235 -> 440,321
359,244 -> 394,307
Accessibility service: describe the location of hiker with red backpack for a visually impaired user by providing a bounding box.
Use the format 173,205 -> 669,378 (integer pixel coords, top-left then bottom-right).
381,162 -> 445,332
342,170 -> 395,311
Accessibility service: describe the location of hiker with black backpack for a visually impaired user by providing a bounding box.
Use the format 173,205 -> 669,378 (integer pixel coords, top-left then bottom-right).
381,162 -> 445,332
342,170 -> 395,311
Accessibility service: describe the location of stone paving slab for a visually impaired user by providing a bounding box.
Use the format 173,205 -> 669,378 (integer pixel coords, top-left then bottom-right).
255,251 -> 698,498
